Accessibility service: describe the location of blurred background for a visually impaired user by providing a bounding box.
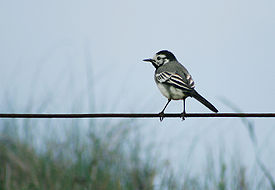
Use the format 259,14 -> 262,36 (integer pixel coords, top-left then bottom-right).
0,0 -> 275,189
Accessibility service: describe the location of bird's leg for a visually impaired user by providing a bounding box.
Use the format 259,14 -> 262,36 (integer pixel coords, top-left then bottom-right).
181,98 -> 186,120
159,99 -> 171,121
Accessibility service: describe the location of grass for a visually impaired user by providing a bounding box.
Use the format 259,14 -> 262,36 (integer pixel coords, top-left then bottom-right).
0,119 -> 158,190
0,95 -> 273,190
0,118 -> 273,190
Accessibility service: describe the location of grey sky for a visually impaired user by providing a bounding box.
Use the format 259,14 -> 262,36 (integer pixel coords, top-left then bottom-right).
1,0 -> 275,177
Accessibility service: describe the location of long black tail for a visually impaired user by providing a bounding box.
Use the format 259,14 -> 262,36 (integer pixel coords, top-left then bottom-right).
191,90 -> 218,112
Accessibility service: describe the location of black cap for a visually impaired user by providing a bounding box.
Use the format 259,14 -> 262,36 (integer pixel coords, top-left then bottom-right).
156,50 -> 177,61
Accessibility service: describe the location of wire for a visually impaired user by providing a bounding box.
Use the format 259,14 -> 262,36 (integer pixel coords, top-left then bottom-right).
0,113 -> 274,119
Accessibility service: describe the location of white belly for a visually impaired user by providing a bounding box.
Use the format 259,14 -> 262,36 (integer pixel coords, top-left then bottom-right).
157,83 -> 186,100
157,83 -> 170,98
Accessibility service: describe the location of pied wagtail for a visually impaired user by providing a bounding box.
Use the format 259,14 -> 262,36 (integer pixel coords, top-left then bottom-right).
144,50 -> 218,121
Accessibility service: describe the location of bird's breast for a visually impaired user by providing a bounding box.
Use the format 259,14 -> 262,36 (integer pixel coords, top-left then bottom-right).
156,83 -> 170,99
156,82 -> 187,100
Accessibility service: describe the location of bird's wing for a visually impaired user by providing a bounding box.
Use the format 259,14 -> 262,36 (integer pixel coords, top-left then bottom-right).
156,71 -> 195,91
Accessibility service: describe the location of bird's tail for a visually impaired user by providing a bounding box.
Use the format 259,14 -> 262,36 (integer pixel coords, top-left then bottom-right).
191,90 -> 218,112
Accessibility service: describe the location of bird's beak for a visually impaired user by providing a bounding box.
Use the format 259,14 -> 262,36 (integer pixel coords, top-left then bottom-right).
143,58 -> 154,63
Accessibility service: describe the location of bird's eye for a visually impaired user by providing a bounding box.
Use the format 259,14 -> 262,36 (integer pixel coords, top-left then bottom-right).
157,57 -> 161,60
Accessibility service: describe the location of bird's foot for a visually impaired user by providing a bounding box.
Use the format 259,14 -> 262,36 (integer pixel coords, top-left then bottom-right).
180,112 -> 186,121
159,111 -> 165,122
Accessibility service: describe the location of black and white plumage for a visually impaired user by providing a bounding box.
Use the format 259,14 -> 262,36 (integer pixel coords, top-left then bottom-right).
144,50 -> 218,121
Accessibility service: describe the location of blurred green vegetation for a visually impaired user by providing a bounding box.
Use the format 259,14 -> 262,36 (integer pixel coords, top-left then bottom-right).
0,119 -> 272,190
0,97 -> 273,190
0,119 -> 158,190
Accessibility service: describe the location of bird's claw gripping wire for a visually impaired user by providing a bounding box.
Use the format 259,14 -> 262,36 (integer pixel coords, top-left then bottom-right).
180,112 -> 186,121
159,111 -> 165,121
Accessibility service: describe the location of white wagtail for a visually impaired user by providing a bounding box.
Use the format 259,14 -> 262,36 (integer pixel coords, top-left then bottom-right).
144,50 -> 218,121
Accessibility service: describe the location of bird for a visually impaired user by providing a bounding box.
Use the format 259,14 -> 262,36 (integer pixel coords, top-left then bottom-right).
143,50 -> 218,121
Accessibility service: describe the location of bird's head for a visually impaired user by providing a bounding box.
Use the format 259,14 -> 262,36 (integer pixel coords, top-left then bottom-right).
143,50 -> 177,69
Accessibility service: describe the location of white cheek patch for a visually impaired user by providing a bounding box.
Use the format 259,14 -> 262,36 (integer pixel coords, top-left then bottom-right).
153,54 -> 168,66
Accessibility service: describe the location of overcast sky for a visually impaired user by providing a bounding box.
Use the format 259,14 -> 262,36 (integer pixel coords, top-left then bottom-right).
1,0 -> 275,177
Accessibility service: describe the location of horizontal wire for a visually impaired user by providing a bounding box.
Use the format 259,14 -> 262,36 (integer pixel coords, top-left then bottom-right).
0,113 -> 275,119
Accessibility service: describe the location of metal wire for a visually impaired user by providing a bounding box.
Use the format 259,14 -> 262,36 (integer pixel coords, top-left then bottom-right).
0,113 -> 274,119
